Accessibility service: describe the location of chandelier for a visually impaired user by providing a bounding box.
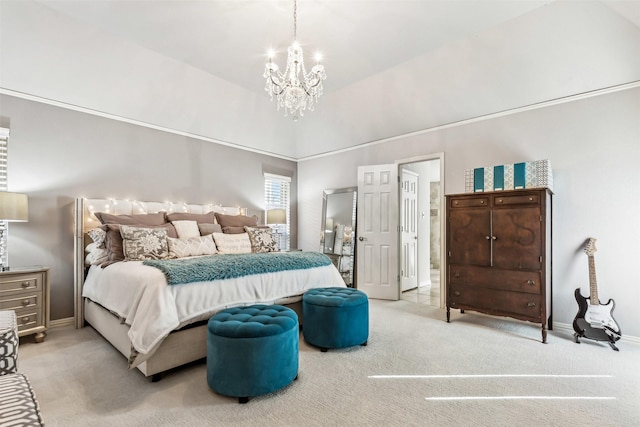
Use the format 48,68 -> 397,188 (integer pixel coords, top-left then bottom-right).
264,0 -> 326,121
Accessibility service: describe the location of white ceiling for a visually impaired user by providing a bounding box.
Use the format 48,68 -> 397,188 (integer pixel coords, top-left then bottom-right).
35,0 -> 554,94
7,1 -> 640,159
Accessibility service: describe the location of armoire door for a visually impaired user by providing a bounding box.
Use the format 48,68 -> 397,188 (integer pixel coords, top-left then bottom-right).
491,206 -> 542,270
447,205 -> 491,267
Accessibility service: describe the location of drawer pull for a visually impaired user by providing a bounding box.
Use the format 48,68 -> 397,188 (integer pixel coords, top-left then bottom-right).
480,200 -> 485,204
22,299 -> 30,306
497,199 -> 503,203
453,271 -> 460,279
21,281 -> 30,288
529,197 -> 533,201
527,280 -> 535,286
454,291 -> 461,296
21,316 -> 30,324
492,236 -> 497,240
527,302 -> 536,308
485,235 -> 490,240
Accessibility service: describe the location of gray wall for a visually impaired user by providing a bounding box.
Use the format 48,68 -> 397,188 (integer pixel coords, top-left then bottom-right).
297,87 -> 640,339
1,94 -> 298,321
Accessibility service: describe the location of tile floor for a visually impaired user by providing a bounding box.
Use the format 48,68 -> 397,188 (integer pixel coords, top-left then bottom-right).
401,269 -> 441,307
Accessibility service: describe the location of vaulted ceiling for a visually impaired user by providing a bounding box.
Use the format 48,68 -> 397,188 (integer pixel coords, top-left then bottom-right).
2,0 -> 639,159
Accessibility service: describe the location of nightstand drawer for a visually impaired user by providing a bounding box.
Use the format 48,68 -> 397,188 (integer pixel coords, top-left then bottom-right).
0,292 -> 41,311
0,267 -> 49,342
0,273 -> 43,294
14,307 -> 43,333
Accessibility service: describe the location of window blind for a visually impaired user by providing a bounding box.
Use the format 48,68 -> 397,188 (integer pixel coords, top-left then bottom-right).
264,173 -> 291,251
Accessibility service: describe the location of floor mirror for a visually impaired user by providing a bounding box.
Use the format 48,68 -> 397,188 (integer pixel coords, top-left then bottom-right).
320,187 -> 357,287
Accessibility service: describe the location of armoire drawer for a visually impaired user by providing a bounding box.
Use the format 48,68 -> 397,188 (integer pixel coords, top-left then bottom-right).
449,265 -> 541,294
448,284 -> 542,320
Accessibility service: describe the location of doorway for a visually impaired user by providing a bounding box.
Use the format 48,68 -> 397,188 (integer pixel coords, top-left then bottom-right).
355,153 -> 444,306
399,156 -> 443,308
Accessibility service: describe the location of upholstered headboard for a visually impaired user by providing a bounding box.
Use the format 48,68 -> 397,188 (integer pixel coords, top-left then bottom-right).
73,198 -> 245,328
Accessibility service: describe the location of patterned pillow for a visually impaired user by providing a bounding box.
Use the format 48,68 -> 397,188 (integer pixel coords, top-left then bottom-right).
244,226 -> 279,253
167,235 -> 217,258
120,225 -> 170,261
87,228 -> 106,247
212,232 -> 252,254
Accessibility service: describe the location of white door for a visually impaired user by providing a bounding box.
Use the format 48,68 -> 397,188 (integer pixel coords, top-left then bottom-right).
356,164 -> 399,300
400,169 -> 418,292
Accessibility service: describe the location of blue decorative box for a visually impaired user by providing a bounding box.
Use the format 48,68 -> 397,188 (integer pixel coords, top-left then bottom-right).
465,159 -> 553,193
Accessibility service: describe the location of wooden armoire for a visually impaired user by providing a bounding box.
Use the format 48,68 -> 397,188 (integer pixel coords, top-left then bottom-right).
445,189 -> 552,342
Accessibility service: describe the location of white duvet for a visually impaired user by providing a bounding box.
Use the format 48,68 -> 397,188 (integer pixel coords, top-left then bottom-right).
82,257 -> 345,366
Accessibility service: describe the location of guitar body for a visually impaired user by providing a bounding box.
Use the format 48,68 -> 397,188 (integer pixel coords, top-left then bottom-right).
573,288 -> 621,344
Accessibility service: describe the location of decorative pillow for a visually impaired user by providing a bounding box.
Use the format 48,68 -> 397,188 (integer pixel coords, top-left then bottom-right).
87,228 -> 106,247
244,226 -> 279,253
172,220 -> 201,239
214,213 -> 259,228
222,226 -> 247,234
212,232 -> 252,254
94,211 -> 166,226
85,242 -> 108,265
198,223 -> 222,236
166,211 -> 216,224
167,235 -> 217,258
222,225 -> 271,234
119,225 -> 170,261
101,224 -> 177,267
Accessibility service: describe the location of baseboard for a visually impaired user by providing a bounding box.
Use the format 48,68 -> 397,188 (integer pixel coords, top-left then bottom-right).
418,280 -> 431,288
49,317 -> 75,329
553,321 -> 639,345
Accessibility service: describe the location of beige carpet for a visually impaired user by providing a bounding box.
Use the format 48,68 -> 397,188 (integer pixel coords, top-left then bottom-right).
18,300 -> 640,426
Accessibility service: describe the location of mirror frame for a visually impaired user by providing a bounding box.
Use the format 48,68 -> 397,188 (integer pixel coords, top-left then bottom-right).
320,186 -> 357,287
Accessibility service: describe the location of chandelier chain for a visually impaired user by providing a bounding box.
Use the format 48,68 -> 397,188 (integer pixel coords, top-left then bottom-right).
293,0 -> 297,40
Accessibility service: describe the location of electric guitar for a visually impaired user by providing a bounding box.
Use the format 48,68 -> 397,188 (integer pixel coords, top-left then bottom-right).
573,238 -> 621,351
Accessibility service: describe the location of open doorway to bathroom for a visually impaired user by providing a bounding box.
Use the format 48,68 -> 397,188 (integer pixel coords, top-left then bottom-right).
398,156 -> 443,308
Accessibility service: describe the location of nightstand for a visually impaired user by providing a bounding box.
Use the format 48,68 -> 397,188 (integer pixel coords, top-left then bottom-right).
0,266 -> 49,343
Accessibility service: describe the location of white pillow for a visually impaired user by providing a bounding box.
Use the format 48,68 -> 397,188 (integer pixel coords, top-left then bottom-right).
167,235 -> 217,258
172,220 -> 200,239
212,232 -> 252,254
85,243 -> 108,265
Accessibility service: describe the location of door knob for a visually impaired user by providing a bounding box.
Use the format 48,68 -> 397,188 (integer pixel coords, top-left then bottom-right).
358,236 -> 367,241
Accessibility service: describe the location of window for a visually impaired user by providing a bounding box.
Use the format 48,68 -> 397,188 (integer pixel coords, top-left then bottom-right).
0,128 -> 9,268
264,173 -> 291,251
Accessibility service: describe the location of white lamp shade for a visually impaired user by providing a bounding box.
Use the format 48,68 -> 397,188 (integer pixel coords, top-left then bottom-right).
0,192 -> 28,221
266,208 -> 287,225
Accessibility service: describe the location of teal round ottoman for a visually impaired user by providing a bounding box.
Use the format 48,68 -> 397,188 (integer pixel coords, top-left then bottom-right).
302,287 -> 369,352
206,304 -> 298,403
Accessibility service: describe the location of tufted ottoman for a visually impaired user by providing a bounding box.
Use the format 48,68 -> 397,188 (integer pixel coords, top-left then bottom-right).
0,310 -> 19,375
1,310 -> 44,426
302,287 -> 369,352
206,305 -> 299,403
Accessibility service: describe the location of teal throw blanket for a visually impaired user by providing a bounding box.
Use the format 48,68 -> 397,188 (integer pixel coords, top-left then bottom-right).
143,251 -> 332,285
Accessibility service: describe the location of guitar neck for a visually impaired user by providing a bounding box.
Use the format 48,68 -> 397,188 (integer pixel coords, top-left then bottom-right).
588,255 -> 600,305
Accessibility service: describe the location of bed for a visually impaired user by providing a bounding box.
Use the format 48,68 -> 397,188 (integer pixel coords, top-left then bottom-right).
73,198 -> 345,380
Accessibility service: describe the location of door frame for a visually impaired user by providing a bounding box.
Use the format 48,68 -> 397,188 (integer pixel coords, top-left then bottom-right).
396,152 -> 445,308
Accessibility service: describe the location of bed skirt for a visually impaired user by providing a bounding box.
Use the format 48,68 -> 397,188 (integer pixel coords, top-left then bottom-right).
83,298 -> 303,380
